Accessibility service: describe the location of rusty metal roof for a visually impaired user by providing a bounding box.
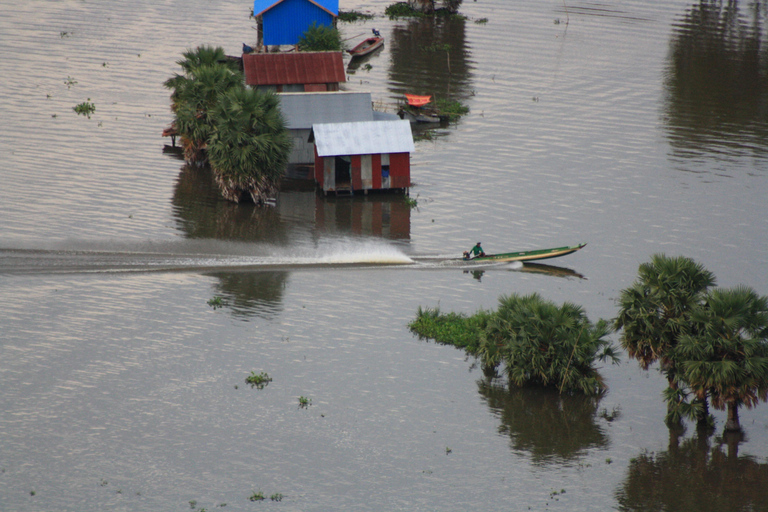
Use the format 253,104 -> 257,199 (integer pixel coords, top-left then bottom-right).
243,52 -> 345,86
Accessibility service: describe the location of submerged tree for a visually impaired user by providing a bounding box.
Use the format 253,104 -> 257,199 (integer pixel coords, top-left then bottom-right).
410,293 -> 618,396
164,46 -> 243,166
615,254 -> 716,423
207,87 -> 291,204
480,293 -> 618,396
674,286 -> 768,432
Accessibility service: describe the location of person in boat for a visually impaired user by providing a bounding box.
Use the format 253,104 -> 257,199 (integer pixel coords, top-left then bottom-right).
464,242 -> 485,259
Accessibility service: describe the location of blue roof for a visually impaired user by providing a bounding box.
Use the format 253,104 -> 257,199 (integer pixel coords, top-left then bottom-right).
254,0 -> 338,17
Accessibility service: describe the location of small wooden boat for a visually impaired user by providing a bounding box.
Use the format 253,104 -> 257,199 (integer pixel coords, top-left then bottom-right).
348,36 -> 384,57
462,243 -> 587,263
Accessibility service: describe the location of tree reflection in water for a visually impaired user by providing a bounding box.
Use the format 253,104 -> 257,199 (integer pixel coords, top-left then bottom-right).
387,16 -> 474,103
206,270 -> 287,321
664,1 -> 768,162
477,380 -> 610,464
616,429 -> 768,512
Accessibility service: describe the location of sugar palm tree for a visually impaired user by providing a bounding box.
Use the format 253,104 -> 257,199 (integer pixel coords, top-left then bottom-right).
674,286 -> 768,432
479,293 -> 618,396
207,87 -> 292,204
164,46 -> 243,165
615,254 -> 716,424
615,254 -> 715,379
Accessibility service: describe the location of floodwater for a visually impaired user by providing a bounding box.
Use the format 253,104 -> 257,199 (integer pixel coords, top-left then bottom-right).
1,0 -> 768,510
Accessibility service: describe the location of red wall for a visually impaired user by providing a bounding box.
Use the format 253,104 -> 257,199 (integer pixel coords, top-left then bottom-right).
389,152 -> 411,189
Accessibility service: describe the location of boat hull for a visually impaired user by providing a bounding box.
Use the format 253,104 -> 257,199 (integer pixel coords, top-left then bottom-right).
463,243 -> 587,263
348,37 -> 384,57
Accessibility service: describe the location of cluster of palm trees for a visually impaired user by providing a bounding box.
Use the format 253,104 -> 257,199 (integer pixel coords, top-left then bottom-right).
616,254 -> 768,432
409,293 -> 619,397
164,46 -> 291,204
479,293 -> 619,396
411,253 -> 768,433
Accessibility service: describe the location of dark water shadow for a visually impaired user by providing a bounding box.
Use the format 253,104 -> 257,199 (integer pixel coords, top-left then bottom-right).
520,262 -> 586,280
171,164 -> 290,243
387,16 -> 474,105
313,193 -> 412,240
477,380 -> 610,464
664,2 -> 768,166
616,429 -> 768,512
206,270 -> 287,321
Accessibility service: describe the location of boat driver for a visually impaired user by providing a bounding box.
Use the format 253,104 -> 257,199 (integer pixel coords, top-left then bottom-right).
466,242 -> 485,259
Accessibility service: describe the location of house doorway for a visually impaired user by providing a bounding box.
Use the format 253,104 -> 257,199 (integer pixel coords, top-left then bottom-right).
335,156 -> 352,190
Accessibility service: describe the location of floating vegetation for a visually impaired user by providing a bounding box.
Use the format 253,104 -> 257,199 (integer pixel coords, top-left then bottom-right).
249,491 -> 265,502
338,10 -> 374,22
404,194 -> 418,209
270,493 -> 284,502
475,17 -> 489,24
410,293 -> 619,396
73,99 -> 95,118
408,306 -> 492,354
64,76 -> 77,89
432,98 -> 469,120
207,296 -> 224,309
385,2 -> 424,19
245,371 -> 272,389
60,31 -> 71,38
423,42 -> 452,53
298,396 -> 312,408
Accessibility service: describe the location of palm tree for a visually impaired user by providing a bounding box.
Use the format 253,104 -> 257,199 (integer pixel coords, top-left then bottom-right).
615,254 -> 716,379
674,286 -> 768,432
207,87 -> 292,204
615,254 -> 716,424
164,47 -> 243,165
479,293 -> 618,396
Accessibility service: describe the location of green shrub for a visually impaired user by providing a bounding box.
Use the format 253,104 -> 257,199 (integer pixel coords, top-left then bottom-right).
297,22 -> 342,51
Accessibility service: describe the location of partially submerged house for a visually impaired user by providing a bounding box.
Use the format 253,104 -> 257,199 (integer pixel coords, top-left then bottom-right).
253,0 -> 339,47
311,120 -> 415,195
242,51 -> 345,92
278,91 -> 375,168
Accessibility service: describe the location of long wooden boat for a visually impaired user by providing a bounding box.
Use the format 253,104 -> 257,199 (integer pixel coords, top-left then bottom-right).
348,36 -> 384,57
462,243 -> 587,263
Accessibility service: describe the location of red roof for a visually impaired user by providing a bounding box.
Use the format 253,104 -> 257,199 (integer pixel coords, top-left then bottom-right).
242,51 -> 346,86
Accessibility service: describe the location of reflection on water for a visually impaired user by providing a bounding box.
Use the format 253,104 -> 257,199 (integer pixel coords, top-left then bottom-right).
388,17 -> 474,102
207,270 -> 287,320
478,380 -> 609,464
315,194 -> 411,239
664,2 -> 768,165
616,431 -> 768,512
172,165 -> 289,242
520,262 -> 586,280
172,164 -> 412,242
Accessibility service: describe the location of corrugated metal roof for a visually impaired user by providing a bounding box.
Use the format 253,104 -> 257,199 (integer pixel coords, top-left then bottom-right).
254,0 -> 338,17
243,52 -> 345,86
312,120 -> 415,157
278,92 -> 373,129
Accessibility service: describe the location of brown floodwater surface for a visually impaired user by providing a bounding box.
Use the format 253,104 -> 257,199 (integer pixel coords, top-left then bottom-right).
1,1 -> 768,510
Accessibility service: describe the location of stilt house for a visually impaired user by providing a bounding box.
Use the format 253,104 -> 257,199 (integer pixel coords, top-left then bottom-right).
253,0 -> 339,47
242,51 -> 345,92
310,120 -> 415,195
277,91 -> 375,168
